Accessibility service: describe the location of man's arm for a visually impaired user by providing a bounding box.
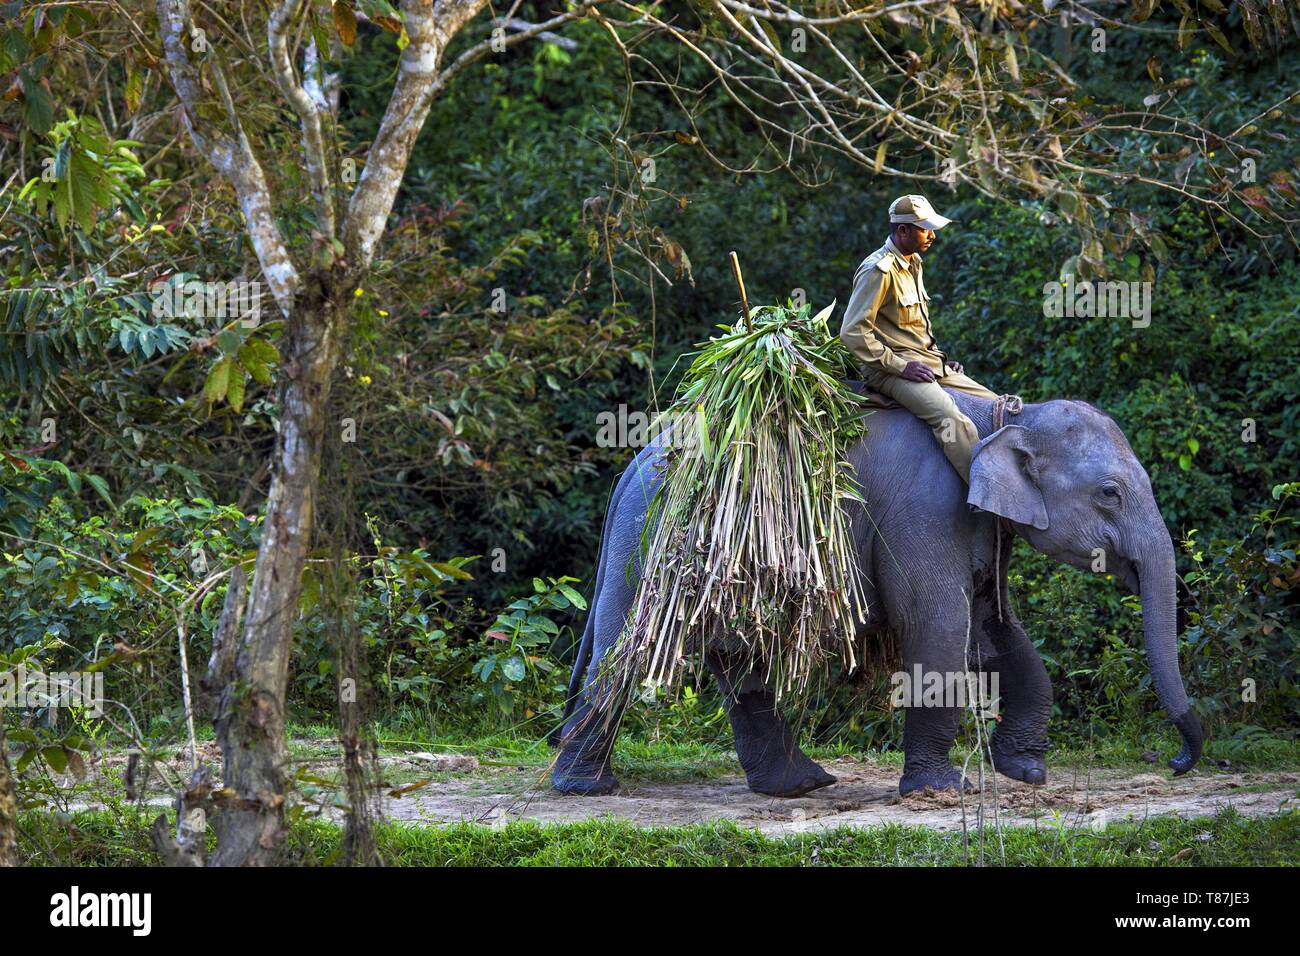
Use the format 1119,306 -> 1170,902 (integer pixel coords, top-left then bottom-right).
840,261 -> 910,376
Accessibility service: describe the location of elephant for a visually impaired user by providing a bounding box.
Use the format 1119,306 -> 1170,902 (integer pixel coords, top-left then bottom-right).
550,384 -> 1203,797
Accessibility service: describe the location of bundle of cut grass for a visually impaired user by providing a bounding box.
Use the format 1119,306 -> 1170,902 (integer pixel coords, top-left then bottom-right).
602,300 -> 872,707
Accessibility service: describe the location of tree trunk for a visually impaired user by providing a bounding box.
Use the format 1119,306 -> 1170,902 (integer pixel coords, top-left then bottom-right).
210,282 -> 343,866
0,719 -> 19,866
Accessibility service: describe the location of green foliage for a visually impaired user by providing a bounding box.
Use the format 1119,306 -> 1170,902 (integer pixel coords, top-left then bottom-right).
0,492 -> 258,726
621,684 -> 730,748
1,1 -> 1297,760
1178,483 -> 1300,744
0,640 -> 102,796
473,576 -> 586,722
18,113 -> 145,232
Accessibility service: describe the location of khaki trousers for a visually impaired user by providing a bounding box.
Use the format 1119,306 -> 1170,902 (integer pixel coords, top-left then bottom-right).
865,366 -> 998,484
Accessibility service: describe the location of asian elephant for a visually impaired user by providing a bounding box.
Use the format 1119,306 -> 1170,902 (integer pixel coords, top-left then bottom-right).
550,386 -> 1203,797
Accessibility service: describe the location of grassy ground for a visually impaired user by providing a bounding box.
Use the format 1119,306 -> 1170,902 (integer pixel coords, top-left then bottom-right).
17,804 -> 1300,866
285,718 -> 1300,778
11,717 -> 1299,865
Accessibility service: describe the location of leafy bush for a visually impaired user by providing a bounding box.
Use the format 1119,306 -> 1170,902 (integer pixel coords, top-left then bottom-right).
1179,483 -> 1300,744
473,576 -> 586,724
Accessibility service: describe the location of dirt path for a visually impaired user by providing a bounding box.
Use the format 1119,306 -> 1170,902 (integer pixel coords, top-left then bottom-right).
49,745 -> 1300,836
381,756 -> 1300,835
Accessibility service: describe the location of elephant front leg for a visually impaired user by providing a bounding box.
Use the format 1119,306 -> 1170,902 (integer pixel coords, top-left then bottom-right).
900,702 -> 974,795
896,619 -> 976,796
707,652 -> 837,798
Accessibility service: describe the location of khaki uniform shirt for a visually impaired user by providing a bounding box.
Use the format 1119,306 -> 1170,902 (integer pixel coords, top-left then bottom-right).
839,236 -> 949,377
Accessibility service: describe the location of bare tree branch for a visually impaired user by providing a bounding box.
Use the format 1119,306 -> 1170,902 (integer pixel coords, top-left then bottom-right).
155,0 -> 301,315
268,0 -> 336,238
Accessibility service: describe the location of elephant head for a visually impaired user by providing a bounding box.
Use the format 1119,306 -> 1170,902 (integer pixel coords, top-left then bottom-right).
966,401 -> 1203,775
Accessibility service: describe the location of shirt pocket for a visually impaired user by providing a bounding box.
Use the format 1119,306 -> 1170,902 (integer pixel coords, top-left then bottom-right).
894,286 -> 925,331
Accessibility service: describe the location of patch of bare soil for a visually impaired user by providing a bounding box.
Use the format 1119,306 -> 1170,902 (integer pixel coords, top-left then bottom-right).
379,757 -> 1300,835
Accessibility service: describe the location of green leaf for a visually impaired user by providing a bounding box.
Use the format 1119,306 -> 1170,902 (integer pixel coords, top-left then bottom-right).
226,367 -> 246,412
557,583 -> 588,609
84,473 -> 114,508
204,357 -> 232,405
502,655 -> 526,682
125,62 -> 143,113
16,748 -> 37,774
21,71 -> 53,135
52,180 -> 71,228
42,746 -> 68,773
51,460 -> 80,493
1200,19 -> 1235,55
238,343 -> 272,384
431,561 -> 473,580
69,152 -> 99,233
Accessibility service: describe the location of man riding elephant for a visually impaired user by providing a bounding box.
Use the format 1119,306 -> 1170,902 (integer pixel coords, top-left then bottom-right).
840,194 -> 997,484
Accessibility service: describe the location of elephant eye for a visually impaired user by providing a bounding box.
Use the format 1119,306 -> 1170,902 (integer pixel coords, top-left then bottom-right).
1100,485 -> 1121,502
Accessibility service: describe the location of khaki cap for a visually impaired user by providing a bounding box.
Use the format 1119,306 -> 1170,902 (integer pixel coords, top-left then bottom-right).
888,194 -> 952,230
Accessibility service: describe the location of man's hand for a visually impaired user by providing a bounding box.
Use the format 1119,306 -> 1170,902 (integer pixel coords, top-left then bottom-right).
947,360 -> 964,374
901,360 -> 937,382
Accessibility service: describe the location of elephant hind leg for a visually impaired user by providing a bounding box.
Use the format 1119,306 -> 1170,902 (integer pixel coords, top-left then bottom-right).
707,653 -> 837,798
551,688 -> 624,795
552,574 -> 636,795
553,460 -> 656,795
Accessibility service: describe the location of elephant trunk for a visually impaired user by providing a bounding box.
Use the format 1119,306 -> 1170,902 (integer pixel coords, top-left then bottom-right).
1135,531 -> 1202,775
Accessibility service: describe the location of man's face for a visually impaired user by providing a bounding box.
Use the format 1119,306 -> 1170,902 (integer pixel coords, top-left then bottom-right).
895,223 -> 936,256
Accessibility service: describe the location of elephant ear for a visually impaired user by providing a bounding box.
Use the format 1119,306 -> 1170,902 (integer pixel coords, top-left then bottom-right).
967,424 -> 1049,530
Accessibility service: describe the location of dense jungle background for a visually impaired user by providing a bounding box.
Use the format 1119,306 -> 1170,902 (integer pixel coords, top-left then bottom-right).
1,1 -> 1298,866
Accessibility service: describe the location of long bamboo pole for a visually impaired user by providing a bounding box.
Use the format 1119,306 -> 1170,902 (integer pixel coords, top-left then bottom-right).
729,250 -> 752,332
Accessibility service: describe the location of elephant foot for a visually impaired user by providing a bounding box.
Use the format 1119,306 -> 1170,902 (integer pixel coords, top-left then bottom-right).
989,734 -> 1048,785
552,767 -> 621,795
899,767 -> 975,796
989,747 -> 1047,786
746,754 -> 838,798
551,727 -> 619,795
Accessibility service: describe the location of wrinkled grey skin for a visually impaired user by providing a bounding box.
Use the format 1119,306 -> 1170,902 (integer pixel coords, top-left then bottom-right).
551,387 -> 1203,797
